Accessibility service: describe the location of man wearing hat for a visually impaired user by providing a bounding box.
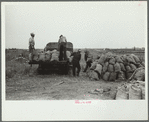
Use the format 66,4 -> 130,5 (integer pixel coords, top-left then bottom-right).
29,33 -> 35,60
70,49 -> 81,76
58,35 -> 67,61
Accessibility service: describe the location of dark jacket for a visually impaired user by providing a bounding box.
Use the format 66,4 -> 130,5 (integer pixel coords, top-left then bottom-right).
84,52 -> 93,63
71,52 -> 81,63
84,53 -> 88,61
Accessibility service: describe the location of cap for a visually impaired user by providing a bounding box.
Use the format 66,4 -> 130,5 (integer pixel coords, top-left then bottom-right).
60,35 -> 63,38
30,33 -> 35,37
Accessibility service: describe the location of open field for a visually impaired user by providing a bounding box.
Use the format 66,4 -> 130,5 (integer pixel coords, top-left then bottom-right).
5,48 -> 145,100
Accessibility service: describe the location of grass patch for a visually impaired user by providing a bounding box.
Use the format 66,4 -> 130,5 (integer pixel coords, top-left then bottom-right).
6,60 -> 38,79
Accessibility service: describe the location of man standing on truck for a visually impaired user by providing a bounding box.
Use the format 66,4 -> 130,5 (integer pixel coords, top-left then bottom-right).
29,33 -> 35,60
70,49 -> 81,76
58,35 -> 67,61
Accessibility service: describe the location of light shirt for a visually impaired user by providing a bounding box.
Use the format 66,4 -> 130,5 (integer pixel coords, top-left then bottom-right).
29,37 -> 35,46
58,36 -> 67,43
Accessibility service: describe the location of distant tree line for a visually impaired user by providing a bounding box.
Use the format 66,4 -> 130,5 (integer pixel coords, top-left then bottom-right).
105,47 -> 145,51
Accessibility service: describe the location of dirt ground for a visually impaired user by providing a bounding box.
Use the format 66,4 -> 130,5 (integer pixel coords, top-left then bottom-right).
6,70 -> 125,100
6,50 -> 136,100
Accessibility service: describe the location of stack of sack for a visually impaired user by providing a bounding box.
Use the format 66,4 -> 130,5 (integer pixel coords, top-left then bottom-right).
29,50 -> 71,62
128,67 -> 145,81
87,52 -> 145,81
29,51 -> 39,62
66,51 -> 71,57
50,50 -> 59,61
115,81 -> 145,100
15,57 -> 28,63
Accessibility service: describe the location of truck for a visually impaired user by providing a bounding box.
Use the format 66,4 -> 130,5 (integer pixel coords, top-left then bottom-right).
29,42 -> 73,74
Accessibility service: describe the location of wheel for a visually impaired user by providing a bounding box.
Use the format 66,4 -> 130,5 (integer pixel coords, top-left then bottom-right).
64,62 -> 69,75
37,64 -> 45,74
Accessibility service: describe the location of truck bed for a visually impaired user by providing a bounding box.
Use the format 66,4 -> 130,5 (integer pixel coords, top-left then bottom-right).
30,60 -> 70,74
28,60 -> 68,64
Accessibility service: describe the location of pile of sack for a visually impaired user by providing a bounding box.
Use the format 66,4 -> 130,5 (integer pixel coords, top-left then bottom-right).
116,81 -> 145,100
12,57 -> 28,63
29,50 -> 71,62
88,80 -> 145,100
87,52 -> 145,81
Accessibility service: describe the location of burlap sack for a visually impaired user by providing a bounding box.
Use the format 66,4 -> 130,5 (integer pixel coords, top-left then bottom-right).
136,63 -> 143,68
66,51 -> 71,59
105,52 -> 114,61
88,70 -> 99,81
94,64 -> 103,75
33,55 -> 39,61
32,51 -> 39,61
109,72 -> 117,81
126,72 -> 133,79
129,85 -> 142,100
29,53 -> 32,61
90,62 -> 98,70
45,53 -> 51,61
130,63 -> 137,72
109,57 -> 116,65
130,54 -> 141,63
115,56 -> 123,63
141,62 -> 145,67
141,87 -> 145,99
120,63 -> 126,71
134,68 -> 145,81
108,64 -> 114,72
105,52 -> 113,58
45,50 -> 51,55
32,50 -> 37,55
68,56 -> 73,63
114,62 -> 121,73
38,53 -> 46,62
133,81 -> 145,99
103,72 -> 110,81
98,54 -> 107,66
125,65 -> 132,72
120,55 -> 127,62
51,49 -> 57,53
97,55 -> 101,59
126,55 -> 136,64
103,62 -> 109,73
116,86 -> 129,100
51,51 -> 59,61
138,83 -> 145,99
117,71 -> 126,80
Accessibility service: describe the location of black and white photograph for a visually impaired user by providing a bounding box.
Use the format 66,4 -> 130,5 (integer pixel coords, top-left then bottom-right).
2,1 -> 148,121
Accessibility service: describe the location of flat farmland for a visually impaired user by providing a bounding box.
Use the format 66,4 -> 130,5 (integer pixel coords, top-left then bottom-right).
5,48 -> 145,100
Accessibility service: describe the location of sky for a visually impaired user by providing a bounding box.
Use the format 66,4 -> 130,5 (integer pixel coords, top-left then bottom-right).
4,1 -> 147,49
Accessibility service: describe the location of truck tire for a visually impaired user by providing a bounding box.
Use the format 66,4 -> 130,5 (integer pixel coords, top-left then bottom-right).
37,64 -> 44,74
64,63 -> 69,75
